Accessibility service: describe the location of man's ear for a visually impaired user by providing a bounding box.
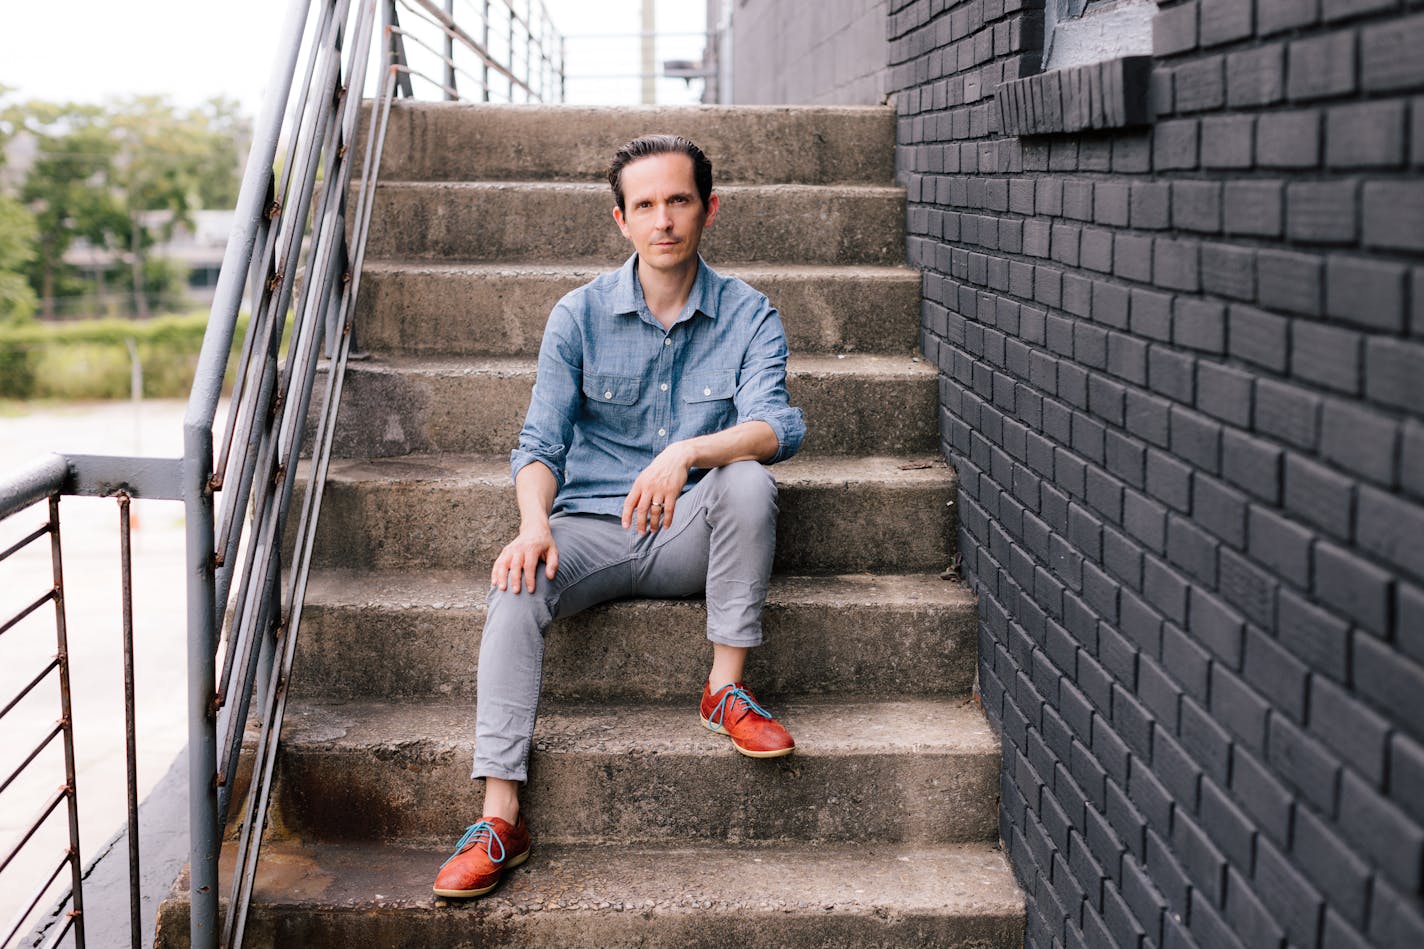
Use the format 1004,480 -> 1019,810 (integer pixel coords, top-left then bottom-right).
703,193 -> 719,228
612,205 -> 630,238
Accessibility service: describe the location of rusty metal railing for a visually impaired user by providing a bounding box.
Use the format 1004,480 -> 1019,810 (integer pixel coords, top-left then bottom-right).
0,473 -> 83,949
207,3 -> 563,948
0,457 -> 161,949
0,1 -> 563,947
384,0 -> 564,102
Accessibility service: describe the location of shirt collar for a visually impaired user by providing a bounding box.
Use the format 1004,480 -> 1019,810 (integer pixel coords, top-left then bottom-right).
612,253 -> 717,323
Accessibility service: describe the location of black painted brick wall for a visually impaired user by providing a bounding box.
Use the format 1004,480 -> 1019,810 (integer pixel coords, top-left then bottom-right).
889,0 -> 1424,946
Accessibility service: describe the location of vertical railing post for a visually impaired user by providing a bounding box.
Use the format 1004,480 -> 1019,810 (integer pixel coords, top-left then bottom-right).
49,495 -> 86,949
507,2 -> 515,100
182,422 -> 219,949
482,0 -> 492,101
118,493 -> 142,948
443,0 -> 456,99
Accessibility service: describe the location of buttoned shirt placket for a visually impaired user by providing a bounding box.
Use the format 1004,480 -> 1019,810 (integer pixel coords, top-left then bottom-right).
631,287 -> 700,450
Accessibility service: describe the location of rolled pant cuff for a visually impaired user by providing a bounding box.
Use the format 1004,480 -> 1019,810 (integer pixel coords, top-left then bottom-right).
706,630 -> 763,648
471,764 -> 528,783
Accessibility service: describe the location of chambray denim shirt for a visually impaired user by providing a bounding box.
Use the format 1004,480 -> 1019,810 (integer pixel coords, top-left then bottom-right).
510,254 -> 806,516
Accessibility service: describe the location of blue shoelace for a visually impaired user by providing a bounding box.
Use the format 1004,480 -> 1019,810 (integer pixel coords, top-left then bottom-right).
441,819 -> 507,868
707,685 -> 772,729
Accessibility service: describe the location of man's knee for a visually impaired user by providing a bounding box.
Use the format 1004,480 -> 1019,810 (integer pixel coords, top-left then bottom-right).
706,459 -> 777,508
482,584 -> 555,645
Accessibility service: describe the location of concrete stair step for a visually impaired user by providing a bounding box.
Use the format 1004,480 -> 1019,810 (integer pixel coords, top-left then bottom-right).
364,101 -> 897,186
294,570 -> 977,702
327,353 -> 937,458
364,182 -> 906,266
156,839 -> 1023,948
355,260 -> 923,357
268,697 -> 1000,845
304,453 -> 957,574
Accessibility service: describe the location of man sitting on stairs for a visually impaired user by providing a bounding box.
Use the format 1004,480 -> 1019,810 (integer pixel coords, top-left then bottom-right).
433,134 -> 808,898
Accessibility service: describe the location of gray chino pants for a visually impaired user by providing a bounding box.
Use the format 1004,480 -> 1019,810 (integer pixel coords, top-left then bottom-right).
472,459 -> 778,782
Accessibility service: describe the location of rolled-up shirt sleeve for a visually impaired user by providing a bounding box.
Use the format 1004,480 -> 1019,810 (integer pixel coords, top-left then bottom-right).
510,303 -> 582,488
733,301 -> 805,465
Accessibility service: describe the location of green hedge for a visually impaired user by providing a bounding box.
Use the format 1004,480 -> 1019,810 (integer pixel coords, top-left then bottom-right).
0,312 -> 260,400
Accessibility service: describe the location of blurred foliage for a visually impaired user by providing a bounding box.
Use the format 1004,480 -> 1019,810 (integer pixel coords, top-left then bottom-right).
0,91 -> 250,319
0,310 -> 264,400
0,195 -> 38,325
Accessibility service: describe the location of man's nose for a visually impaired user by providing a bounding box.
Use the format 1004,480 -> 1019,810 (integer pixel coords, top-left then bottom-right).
655,204 -> 674,229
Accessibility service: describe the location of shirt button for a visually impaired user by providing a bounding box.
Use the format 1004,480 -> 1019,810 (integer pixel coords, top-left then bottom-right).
703,387 -> 712,396
604,390 -> 613,399
660,383 -> 668,391
658,428 -> 667,437
663,338 -> 672,347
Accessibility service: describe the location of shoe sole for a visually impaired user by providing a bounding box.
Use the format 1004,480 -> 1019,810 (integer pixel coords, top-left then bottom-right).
432,847 -> 530,898
699,714 -> 795,759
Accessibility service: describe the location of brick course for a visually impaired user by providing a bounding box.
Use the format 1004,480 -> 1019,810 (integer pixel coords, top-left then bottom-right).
883,0 -> 1424,945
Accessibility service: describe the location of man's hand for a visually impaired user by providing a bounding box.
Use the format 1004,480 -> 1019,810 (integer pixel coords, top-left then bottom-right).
491,526 -> 560,593
622,443 -> 693,534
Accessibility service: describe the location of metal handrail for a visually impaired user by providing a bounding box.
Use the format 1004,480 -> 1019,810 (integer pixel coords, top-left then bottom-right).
1,454 -> 168,949
0,0 -> 562,945
188,2 -> 564,947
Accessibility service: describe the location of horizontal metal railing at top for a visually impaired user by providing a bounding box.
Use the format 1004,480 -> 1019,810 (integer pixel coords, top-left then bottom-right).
386,0 -> 564,102
0,1 -> 562,947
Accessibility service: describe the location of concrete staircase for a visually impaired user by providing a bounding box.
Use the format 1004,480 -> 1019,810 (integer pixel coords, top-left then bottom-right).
157,103 -> 1024,947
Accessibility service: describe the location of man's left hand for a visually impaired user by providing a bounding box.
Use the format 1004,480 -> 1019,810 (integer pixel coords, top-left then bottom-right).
621,444 -> 693,534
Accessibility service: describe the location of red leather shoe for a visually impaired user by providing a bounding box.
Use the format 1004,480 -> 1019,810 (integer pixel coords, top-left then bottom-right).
699,681 -> 795,758
432,814 -> 531,898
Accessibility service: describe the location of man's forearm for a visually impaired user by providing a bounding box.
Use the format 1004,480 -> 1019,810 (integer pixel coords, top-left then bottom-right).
515,462 -> 559,531
671,420 -> 778,471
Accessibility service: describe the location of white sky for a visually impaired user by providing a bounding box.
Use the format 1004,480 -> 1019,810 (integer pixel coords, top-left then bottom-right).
0,0 -> 709,115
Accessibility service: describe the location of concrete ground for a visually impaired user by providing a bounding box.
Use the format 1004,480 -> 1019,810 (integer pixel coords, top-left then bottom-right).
1,399 -> 195,946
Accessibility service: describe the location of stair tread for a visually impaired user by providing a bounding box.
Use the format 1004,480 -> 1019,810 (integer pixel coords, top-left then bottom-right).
203,838 -> 1023,917
294,569 -> 978,702
282,695 -> 998,759
359,259 -> 922,279
303,568 -> 973,612
343,352 -> 937,378
375,180 -> 904,197
318,452 -> 954,487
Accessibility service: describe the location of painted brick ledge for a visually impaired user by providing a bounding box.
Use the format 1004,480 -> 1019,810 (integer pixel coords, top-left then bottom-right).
996,55 -> 1153,136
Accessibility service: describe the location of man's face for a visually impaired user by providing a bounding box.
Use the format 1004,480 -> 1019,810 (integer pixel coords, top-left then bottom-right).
612,152 -> 719,275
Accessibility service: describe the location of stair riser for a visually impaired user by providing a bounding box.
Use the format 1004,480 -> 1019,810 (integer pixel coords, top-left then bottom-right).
273,745 -> 1000,845
293,593 -> 977,701
363,102 -> 898,186
325,363 -> 938,458
364,184 -> 906,266
355,267 -> 923,357
305,476 -> 957,573
157,904 -> 1022,949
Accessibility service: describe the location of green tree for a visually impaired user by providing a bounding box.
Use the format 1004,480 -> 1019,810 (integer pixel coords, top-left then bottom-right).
7,94 -> 249,319
0,195 -> 39,324
18,102 -> 126,317
191,96 -> 250,209
108,96 -> 250,316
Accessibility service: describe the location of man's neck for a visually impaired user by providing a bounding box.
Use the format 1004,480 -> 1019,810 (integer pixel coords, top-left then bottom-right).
638,257 -> 699,330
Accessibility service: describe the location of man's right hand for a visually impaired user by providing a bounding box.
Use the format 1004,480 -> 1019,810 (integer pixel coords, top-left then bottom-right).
490,527 -> 559,594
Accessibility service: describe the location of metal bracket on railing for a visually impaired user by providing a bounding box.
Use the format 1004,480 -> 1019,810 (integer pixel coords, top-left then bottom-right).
61,455 -> 185,501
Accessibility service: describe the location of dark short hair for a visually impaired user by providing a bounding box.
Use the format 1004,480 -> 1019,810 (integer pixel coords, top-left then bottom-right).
607,134 -> 713,212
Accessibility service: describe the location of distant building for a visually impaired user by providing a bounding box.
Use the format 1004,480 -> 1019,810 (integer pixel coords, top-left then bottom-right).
64,209 -> 232,310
